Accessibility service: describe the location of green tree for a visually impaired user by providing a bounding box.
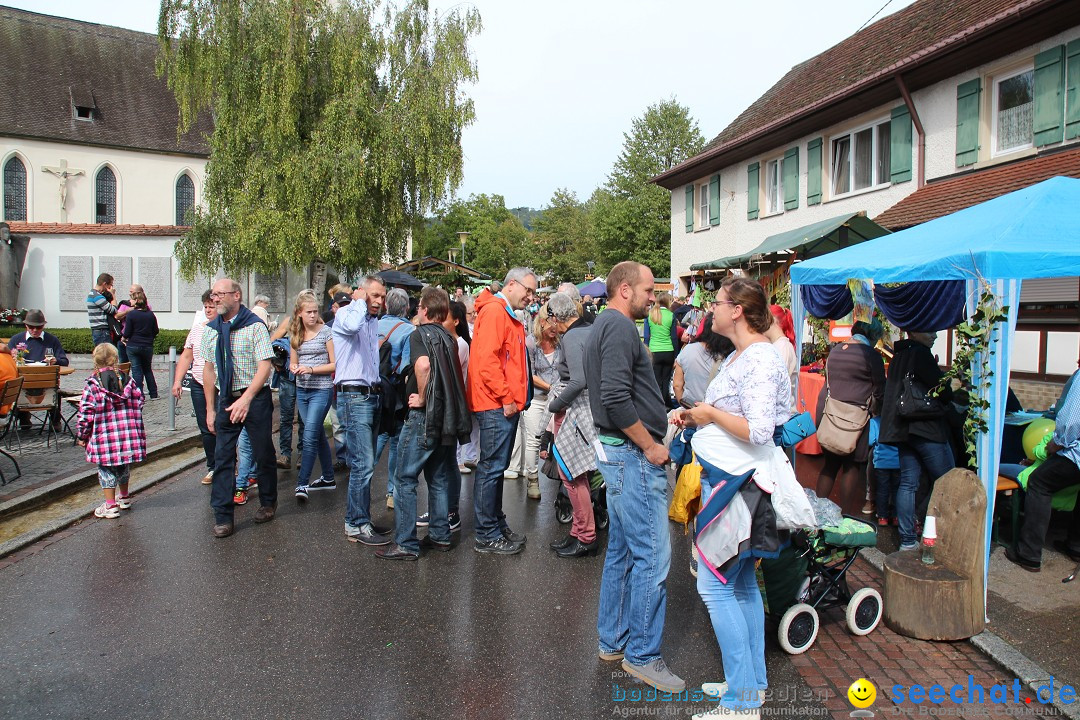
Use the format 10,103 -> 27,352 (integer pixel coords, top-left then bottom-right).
531,189 -> 596,285
417,193 -> 533,280
157,0 -> 481,278
592,99 -> 705,277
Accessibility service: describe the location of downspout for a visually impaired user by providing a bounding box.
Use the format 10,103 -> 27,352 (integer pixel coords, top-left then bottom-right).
894,74 -> 926,189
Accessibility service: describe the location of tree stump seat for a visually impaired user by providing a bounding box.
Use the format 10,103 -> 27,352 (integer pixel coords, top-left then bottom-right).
882,468 -> 987,641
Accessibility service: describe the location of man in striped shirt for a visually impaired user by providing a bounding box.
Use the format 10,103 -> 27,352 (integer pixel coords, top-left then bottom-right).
333,276 -> 391,547
201,278 -> 277,539
86,273 -> 118,347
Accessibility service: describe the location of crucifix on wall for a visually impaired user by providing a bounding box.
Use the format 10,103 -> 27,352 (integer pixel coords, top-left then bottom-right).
42,159 -> 85,223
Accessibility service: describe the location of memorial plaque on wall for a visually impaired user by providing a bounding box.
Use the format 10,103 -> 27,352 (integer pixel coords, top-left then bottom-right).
58,256 -> 93,312
177,275 -> 211,312
98,256 -> 132,295
250,271 -> 287,314
138,257 -> 173,312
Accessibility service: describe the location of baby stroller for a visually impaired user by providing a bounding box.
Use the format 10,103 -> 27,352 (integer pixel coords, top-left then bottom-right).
760,515 -> 883,654
553,470 -> 608,531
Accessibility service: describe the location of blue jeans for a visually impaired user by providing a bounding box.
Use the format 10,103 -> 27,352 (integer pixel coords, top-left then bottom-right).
277,375 -> 300,459
473,409 -> 519,541
210,387 -> 277,523
92,328 -> 111,347
340,391 -> 380,529
376,427 -> 401,498
897,437 -> 955,545
126,344 -> 157,398
393,410 -> 454,551
595,442 -> 671,666
237,428 -> 255,489
697,556 -> 767,709
296,386 -> 334,486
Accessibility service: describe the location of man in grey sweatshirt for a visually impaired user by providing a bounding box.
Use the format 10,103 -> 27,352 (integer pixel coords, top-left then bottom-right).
583,261 -> 683,695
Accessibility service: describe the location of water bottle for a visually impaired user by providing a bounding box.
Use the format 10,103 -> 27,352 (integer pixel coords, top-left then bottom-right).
921,516 -> 937,565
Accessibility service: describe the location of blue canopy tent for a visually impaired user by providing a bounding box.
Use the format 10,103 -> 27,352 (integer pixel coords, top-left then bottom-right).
789,176 -> 1080,595
579,279 -> 607,298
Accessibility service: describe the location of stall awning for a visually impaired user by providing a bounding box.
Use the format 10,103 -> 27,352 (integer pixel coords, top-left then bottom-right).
690,212 -> 890,271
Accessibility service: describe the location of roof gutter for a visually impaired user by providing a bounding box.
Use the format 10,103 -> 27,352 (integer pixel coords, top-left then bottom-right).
651,0 -> 1056,189
894,74 -> 926,189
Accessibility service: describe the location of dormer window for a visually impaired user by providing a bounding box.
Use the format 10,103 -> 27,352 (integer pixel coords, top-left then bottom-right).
69,87 -> 96,122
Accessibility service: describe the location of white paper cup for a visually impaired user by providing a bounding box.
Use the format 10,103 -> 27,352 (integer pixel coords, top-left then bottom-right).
923,515 -> 937,539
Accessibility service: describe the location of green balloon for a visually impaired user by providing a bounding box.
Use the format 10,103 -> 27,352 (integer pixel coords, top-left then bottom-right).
1023,418 -> 1056,461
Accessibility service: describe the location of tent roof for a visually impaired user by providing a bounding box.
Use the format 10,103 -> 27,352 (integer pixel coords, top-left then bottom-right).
691,212 -> 889,271
790,177 -> 1080,285
579,279 -> 607,298
392,256 -> 491,280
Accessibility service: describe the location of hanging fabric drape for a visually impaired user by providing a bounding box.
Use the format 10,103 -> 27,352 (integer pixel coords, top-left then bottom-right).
800,280 -> 966,331
800,284 -> 853,319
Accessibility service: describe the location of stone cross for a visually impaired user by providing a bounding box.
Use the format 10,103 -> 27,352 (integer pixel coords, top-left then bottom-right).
41,159 -> 85,223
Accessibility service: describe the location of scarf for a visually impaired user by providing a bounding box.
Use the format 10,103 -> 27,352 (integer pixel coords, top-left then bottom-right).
208,304 -> 262,410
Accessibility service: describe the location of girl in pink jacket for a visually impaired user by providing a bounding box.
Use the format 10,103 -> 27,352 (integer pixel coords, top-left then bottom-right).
76,343 -> 147,519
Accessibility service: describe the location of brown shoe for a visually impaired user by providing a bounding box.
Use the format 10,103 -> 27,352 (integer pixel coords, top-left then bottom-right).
212,522 -> 234,538
253,505 -> 276,524
275,455 -> 291,469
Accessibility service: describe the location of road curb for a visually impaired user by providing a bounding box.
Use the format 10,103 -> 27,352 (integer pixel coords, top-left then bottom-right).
0,451 -> 204,559
861,546 -> 1079,719
0,432 -> 201,521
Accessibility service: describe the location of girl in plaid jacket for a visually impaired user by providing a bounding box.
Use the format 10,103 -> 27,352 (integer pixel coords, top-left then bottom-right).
76,343 -> 148,519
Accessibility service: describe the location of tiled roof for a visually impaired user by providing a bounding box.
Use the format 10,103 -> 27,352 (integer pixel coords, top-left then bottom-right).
7,222 -> 188,236
0,6 -> 211,156
873,147 -> 1080,229
705,0 -> 1034,153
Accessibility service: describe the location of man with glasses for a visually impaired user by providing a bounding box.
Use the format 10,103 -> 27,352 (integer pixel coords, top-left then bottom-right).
201,279 -> 277,538
467,266 -> 537,554
8,309 -> 68,430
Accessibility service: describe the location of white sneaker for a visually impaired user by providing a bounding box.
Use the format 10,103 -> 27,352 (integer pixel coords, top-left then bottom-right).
116,495 -> 133,509
693,705 -> 760,720
94,502 -> 120,519
700,683 -> 764,703
504,470 -> 520,479
458,465 -> 472,474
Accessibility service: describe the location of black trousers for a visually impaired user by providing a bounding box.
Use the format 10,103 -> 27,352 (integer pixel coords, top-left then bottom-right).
1017,454 -> 1080,563
210,387 -> 278,523
189,381 -> 217,472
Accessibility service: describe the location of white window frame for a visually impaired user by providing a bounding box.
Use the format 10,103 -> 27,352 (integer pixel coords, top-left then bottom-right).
697,181 -> 711,230
828,118 -> 891,200
764,158 -> 783,216
990,64 -> 1035,158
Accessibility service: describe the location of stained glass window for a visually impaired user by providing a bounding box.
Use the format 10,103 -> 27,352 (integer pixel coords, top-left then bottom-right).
176,174 -> 195,225
96,166 -> 116,224
3,156 -> 27,221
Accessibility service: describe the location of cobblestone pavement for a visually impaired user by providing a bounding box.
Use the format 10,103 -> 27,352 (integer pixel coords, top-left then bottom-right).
0,356 -> 200,504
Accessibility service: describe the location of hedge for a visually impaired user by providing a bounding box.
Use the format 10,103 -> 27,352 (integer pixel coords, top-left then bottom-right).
0,327 -> 190,355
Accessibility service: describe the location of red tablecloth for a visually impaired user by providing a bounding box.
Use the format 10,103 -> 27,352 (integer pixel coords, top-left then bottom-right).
795,371 -> 825,455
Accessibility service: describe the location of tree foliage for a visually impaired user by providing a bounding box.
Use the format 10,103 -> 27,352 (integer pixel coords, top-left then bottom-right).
531,189 -> 597,286
591,99 -> 705,277
417,193 -> 532,281
157,0 -> 481,278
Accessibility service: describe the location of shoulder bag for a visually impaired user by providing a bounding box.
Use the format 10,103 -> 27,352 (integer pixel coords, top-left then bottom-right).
898,372 -> 944,420
815,386 -> 871,456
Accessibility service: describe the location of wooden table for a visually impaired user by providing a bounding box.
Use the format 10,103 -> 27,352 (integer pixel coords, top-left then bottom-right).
16,364 -> 75,375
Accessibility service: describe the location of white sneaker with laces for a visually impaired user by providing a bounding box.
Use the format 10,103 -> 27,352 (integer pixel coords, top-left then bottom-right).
94,502 -> 120,519
116,495 -> 133,509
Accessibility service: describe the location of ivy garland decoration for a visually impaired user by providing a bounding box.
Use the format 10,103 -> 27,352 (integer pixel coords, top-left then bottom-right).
932,278 -> 1009,469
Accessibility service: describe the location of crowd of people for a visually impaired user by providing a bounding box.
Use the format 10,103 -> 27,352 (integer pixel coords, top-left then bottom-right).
1,260 -> 1073,720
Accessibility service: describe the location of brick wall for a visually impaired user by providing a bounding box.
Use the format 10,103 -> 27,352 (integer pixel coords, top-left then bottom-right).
1013,379 -> 1066,412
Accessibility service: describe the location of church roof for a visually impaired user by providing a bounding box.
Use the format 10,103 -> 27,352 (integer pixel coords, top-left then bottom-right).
0,6 -> 210,157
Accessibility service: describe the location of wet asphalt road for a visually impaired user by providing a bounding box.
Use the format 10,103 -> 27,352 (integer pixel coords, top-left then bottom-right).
0,462 -> 818,720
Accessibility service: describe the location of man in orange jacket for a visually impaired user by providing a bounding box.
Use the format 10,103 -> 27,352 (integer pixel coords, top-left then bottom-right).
467,266 -> 538,555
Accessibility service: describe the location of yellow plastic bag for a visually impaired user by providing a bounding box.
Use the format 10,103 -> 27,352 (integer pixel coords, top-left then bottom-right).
669,453 -> 703,529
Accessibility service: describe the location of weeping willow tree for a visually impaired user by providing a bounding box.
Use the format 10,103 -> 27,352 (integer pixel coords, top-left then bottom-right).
157,0 -> 481,278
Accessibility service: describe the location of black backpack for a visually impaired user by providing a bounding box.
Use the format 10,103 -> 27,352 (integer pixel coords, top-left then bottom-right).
377,321 -> 410,434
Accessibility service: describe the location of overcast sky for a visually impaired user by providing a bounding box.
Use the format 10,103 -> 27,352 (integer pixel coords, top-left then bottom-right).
9,0 -> 917,210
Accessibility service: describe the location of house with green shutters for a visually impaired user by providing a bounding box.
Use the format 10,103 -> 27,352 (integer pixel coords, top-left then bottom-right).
654,0 -> 1080,395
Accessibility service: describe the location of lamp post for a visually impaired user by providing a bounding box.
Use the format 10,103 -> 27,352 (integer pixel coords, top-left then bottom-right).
585,260 -> 595,281
456,231 -> 470,267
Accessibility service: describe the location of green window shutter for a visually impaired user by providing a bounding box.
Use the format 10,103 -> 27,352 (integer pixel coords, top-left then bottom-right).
709,174 -> 721,226
746,162 -> 759,220
1067,39 -> 1080,140
890,105 -> 913,183
806,138 -> 822,205
1034,45 -> 1066,147
955,78 -> 981,167
782,147 -> 799,210
684,185 -> 694,232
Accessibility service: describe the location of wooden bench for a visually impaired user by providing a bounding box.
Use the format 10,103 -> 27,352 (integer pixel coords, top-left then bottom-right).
883,468 -> 986,640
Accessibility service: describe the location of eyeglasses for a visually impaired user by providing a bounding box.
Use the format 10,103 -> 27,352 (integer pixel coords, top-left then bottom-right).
209,290 -> 239,299
710,300 -> 736,308
25,325 -> 44,331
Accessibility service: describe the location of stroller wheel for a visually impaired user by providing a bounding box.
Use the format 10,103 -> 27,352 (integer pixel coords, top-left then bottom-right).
778,603 -> 819,655
846,587 -> 883,636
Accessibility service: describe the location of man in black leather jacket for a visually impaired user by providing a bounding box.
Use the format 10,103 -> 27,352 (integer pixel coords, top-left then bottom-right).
377,288 -> 470,561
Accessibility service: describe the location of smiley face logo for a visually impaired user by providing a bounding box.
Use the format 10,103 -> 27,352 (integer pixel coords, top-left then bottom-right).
848,678 -> 877,708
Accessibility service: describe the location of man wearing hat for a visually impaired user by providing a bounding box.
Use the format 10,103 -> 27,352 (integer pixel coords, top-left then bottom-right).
8,309 -> 68,429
